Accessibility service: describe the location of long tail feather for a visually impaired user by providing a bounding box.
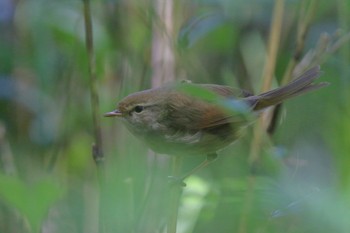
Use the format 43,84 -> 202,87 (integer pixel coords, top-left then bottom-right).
248,66 -> 328,110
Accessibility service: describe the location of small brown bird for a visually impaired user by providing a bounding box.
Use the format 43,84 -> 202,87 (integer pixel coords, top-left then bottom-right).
105,66 -> 327,179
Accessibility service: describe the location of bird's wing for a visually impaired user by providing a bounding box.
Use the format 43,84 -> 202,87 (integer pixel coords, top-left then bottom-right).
196,84 -> 253,129
195,108 -> 249,130
166,84 -> 252,131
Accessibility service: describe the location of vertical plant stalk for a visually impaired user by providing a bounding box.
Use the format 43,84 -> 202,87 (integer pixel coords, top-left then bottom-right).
268,0 -> 317,134
151,0 -> 175,87
82,0 -> 105,232
150,0 -> 179,232
249,0 -> 284,164
282,0 -> 317,85
260,0 -> 284,93
82,0 -> 104,166
167,156 -> 183,233
238,1 -> 285,233
237,176 -> 256,233
0,123 -> 17,176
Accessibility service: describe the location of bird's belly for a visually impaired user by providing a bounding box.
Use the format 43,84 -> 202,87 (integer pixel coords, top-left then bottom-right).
142,125 -> 239,156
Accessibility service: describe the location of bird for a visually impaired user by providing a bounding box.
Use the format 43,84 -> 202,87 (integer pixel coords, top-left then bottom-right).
105,66 -> 327,181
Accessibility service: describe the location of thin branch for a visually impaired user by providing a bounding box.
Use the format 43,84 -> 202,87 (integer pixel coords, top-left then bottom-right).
82,1 -> 105,233
83,0 -> 104,166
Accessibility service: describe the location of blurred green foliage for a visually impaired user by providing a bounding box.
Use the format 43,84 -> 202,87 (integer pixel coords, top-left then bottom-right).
0,0 -> 349,233
0,175 -> 64,233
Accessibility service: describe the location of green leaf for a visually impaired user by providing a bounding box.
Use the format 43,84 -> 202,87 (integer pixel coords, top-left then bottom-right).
176,82 -> 220,103
0,174 -> 64,233
178,12 -> 226,49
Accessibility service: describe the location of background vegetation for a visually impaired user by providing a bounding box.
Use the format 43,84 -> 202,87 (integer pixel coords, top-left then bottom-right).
0,0 -> 349,232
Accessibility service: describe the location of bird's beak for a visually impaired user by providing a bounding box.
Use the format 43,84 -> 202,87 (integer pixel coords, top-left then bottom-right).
104,109 -> 122,117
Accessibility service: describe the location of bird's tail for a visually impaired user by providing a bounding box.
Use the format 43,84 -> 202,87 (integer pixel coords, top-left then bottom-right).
248,66 -> 328,111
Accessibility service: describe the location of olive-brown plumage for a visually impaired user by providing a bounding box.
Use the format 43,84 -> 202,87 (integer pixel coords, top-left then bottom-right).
105,66 -> 327,156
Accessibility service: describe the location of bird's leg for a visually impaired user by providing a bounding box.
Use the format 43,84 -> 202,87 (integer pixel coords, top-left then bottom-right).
168,153 -> 218,187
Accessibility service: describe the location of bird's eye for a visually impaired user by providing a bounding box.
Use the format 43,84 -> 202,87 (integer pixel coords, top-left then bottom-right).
134,105 -> 144,113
